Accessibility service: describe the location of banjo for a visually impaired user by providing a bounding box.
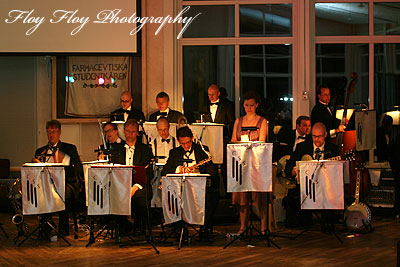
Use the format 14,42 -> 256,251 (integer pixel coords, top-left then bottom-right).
344,163 -> 371,231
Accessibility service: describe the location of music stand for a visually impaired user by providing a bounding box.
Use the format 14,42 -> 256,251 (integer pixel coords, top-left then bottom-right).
224,141 -> 281,249
18,164 -> 71,247
157,174 -> 208,250
86,165 -> 159,253
297,160 -> 347,243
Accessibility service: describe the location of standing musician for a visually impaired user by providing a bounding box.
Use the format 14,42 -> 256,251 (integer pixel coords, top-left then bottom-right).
283,122 -> 339,227
149,92 -> 183,123
202,84 -> 235,138
111,91 -> 145,123
97,122 -> 125,160
111,119 -> 153,233
33,120 -> 83,236
161,126 -> 218,240
311,85 -> 345,140
231,91 -> 269,235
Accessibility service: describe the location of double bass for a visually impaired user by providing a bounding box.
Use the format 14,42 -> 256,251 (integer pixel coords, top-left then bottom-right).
335,72 -> 370,198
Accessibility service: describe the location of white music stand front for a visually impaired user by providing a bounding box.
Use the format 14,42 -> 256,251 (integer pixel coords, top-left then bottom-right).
227,142 -> 273,193
189,123 -> 224,164
83,160 -> 108,206
21,164 -> 66,215
298,160 -> 346,210
87,165 -> 132,215
162,174 -> 208,225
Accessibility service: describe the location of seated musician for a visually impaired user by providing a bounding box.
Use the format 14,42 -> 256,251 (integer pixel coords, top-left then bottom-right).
161,126 -> 218,240
33,120 -> 83,236
277,115 -> 311,157
111,119 -> 154,233
97,122 -> 125,160
151,117 -> 178,164
283,122 -> 339,228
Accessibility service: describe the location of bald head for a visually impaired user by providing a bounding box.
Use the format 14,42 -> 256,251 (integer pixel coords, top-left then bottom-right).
120,91 -> 133,110
156,117 -> 170,139
208,84 -> 220,102
311,122 -> 327,147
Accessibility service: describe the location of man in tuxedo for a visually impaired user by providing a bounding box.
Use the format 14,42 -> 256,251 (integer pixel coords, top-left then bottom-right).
110,91 -> 145,123
161,126 -> 218,240
277,115 -> 311,157
151,117 -> 178,164
202,84 -> 235,136
311,85 -> 345,139
34,120 -> 83,236
98,122 -> 125,160
111,119 -> 153,233
149,92 -> 183,123
283,122 -> 339,228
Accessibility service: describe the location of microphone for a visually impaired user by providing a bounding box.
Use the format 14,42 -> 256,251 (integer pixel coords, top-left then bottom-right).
178,159 -> 194,164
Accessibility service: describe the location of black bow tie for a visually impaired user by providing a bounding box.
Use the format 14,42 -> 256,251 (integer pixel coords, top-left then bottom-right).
184,149 -> 193,158
210,102 -> 219,106
161,138 -> 170,143
123,109 -> 130,113
298,136 -> 306,140
159,112 -> 168,116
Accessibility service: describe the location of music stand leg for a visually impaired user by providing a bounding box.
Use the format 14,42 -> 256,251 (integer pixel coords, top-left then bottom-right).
46,220 -> 71,246
0,223 -> 8,239
17,225 -> 40,247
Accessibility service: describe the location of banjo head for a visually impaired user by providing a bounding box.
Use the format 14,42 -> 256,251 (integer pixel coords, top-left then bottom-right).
344,202 -> 371,230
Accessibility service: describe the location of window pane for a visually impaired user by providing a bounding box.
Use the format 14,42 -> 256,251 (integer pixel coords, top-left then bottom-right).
374,3 -> 400,35
239,4 -> 292,37
183,46 -> 234,122
315,3 -> 369,36
240,45 -> 292,127
182,6 -> 234,38
316,44 -> 369,111
374,44 -> 400,115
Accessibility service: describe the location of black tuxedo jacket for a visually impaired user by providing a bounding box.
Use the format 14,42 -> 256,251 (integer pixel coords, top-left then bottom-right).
35,141 -> 83,184
311,102 -> 340,138
202,99 -> 235,139
161,143 -> 217,189
111,142 -> 153,189
277,128 -> 311,158
284,140 -> 339,178
149,109 -> 183,123
110,107 -> 145,122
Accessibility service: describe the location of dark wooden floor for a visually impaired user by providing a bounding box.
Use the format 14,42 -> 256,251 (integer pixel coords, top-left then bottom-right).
0,212 -> 399,266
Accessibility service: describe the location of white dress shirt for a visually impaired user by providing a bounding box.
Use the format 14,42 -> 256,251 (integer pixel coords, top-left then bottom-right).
293,131 -> 307,151
156,108 -> 170,121
152,134 -> 175,164
124,143 -> 142,190
210,100 -> 219,122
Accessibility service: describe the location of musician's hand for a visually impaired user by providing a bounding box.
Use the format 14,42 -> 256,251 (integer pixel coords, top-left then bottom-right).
336,125 -> 346,133
98,153 -> 105,160
32,158 -> 41,163
130,185 -> 139,197
291,166 -> 297,177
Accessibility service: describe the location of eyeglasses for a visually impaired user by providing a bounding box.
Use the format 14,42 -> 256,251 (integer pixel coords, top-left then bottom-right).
312,135 -> 324,139
120,99 -> 131,103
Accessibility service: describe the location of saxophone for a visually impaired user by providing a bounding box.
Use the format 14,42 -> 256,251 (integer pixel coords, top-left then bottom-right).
185,139 -> 212,172
158,140 -> 212,189
9,178 -> 29,239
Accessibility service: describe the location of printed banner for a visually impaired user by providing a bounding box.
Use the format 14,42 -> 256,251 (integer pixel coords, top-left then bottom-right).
22,166 -> 65,215
65,56 -> 131,117
299,161 -> 344,210
227,143 -> 273,193
162,175 -> 206,225
88,166 -> 132,215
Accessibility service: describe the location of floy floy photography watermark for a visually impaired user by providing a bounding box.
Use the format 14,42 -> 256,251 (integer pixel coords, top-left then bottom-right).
4,6 -> 200,39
